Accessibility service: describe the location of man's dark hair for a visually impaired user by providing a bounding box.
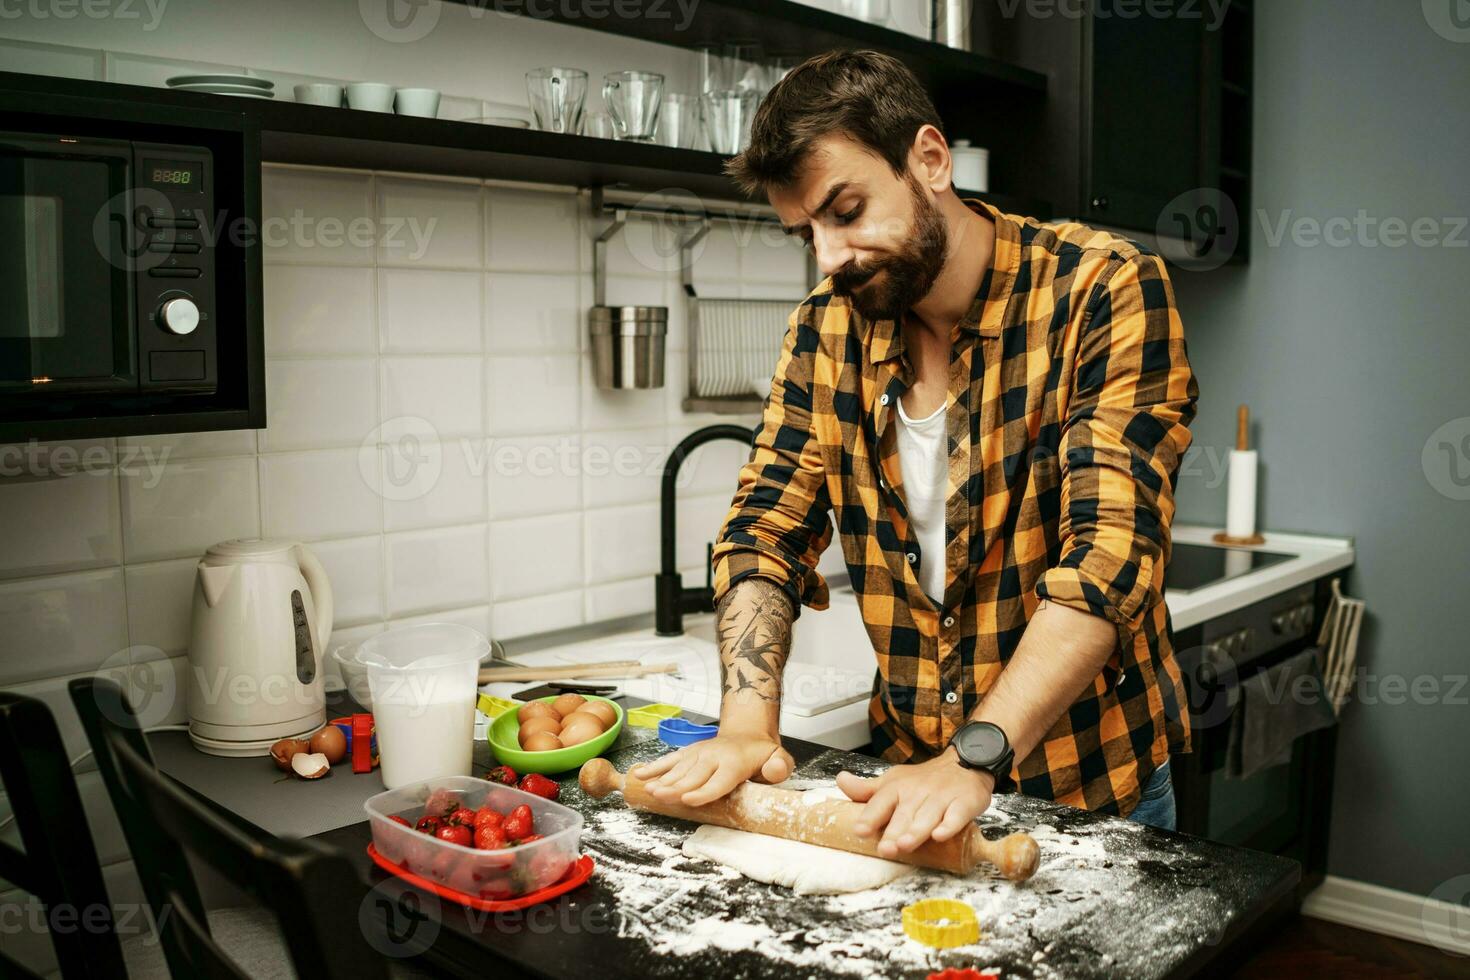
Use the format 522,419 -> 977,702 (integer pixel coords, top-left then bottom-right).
725,50 -> 943,196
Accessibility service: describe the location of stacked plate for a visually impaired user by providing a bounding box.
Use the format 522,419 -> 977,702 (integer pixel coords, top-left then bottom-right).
166,74 -> 275,99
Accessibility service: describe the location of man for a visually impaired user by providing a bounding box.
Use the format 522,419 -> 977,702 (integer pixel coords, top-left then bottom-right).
632,50 -> 1197,853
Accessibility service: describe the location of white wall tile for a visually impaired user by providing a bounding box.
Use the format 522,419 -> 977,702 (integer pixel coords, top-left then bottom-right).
382,356 -> 484,438
0,38 -> 103,79
128,655 -> 189,728
380,268 -> 482,353
581,357 -> 668,431
489,512 -> 582,601
0,472 -> 121,579
390,604 -> 492,637
104,51 -> 246,87
259,448 -> 382,542
118,429 -> 257,461
381,439 -> 487,532
486,433 -> 581,520
584,577 -> 654,622
385,524 -> 488,618
260,358 -> 378,452
739,224 -> 811,286
123,558 -> 197,658
484,272 -> 581,353
120,457 -> 259,564
676,492 -> 734,570
605,215 -> 682,280
0,569 -> 127,686
486,189 -> 579,273
264,265 -> 377,355
377,178 -> 482,268
308,536 -> 383,628
585,503 -> 659,584
261,168 -> 375,265
668,422 -> 752,496
486,354 -> 580,436
580,426 -> 668,508
491,589 -> 584,640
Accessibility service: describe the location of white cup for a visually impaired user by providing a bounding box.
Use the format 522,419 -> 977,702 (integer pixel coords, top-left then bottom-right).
394,87 -> 441,118
951,139 -> 989,193
293,82 -> 343,107
346,82 -> 395,113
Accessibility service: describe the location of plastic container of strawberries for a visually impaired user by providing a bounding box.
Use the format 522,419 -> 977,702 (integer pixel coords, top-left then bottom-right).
364,775 -> 582,901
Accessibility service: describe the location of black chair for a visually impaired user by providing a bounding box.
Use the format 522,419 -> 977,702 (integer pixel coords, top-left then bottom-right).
68,677 -> 392,980
0,690 -> 130,979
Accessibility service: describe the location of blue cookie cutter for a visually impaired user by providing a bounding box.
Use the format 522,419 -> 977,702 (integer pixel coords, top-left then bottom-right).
657,717 -> 718,747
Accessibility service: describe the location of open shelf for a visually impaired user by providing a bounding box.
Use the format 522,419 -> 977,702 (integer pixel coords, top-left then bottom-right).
4,73 -> 1051,216
465,0 -> 1048,94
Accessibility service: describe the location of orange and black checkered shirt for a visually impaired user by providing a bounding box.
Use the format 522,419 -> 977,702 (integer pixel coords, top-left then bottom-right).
711,200 -> 1198,817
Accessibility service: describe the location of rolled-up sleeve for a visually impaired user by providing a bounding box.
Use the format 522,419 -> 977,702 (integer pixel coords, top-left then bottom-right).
711,305 -> 834,616
1036,253 -> 1198,635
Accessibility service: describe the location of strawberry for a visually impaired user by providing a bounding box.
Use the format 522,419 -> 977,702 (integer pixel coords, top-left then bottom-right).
517,773 -> 560,801
447,806 -> 477,827
473,824 -> 507,850
502,803 -> 534,841
473,806 -> 503,831
423,788 -> 461,817
517,834 -> 543,845
414,814 -> 443,836
388,815 -> 412,828
435,823 -> 472,848
485,765 -> 518,787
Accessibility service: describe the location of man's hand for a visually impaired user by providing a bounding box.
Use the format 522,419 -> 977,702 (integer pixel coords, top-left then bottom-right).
629,731 -> 795,807
837,750 -> 994,857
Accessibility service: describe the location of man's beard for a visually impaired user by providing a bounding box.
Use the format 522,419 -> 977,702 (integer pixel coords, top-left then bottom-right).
831,178 -> 948,321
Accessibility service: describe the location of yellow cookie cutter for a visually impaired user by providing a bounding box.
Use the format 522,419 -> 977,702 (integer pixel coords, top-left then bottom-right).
476,694 -> 518,719
901,898 -> 980,949
625,703 -> 682,728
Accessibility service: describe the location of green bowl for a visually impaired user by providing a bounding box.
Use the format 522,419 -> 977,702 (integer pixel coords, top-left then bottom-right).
487,696 -> 624,775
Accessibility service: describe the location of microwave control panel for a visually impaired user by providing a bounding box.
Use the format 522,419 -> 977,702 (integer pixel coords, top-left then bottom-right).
132,141 -> 216,390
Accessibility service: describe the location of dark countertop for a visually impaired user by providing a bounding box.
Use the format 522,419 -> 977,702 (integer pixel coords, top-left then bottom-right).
157,699 -> 1299,979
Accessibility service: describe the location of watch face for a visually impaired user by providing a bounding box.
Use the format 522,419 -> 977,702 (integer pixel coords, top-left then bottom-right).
958,723 -> 1007,766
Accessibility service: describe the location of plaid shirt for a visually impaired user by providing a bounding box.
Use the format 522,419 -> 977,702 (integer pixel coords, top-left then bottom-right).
711,200 -> 1198,816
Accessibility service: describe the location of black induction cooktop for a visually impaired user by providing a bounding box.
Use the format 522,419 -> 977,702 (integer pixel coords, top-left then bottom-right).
1165,542 -> 1292,593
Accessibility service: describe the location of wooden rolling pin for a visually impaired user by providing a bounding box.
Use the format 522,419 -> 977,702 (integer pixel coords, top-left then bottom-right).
477,661 -> 678,684
579,758 -> 1040,882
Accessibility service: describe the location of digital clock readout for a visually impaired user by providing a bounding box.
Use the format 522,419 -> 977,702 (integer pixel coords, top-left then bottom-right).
143,159 -> 203,192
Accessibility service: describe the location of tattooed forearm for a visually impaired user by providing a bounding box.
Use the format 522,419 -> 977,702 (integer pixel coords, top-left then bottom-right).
715,578 -> 794,705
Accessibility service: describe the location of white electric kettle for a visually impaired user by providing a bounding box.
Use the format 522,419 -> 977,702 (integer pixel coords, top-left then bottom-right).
186,539 -> 334,756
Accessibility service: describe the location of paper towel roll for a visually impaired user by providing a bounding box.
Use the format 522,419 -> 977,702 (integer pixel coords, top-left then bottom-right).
1225,448 -> 1258,539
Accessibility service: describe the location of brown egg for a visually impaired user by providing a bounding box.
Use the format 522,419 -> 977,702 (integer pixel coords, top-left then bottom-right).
558,717 -> 603,746
551,693 -> 587,718
308,725 -> 348,765
521,731 -> 563,752
518,716 -> 561,743
269,737 -> 310,772
562,709 -> 608,734
578,700 -> 618,727
517,700 -> 558,723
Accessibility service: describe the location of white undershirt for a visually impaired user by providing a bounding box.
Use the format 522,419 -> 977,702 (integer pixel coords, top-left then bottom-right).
894,398 -> 949,603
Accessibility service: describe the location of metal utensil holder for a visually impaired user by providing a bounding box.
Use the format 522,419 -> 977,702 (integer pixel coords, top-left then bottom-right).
589,202 -> 668,389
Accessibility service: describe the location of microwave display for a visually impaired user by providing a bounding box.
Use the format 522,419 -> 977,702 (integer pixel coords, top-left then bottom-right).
144,157 -> 204,193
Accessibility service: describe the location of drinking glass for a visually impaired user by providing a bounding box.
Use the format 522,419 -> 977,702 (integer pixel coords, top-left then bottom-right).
582,110 -> 617,139
656,94 -> 700,149
526,67 -> 588,134
701,89 -> 759,154
603,71 -> 664,142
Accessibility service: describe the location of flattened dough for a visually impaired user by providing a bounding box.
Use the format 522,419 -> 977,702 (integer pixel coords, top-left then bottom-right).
680,789 -> 915,895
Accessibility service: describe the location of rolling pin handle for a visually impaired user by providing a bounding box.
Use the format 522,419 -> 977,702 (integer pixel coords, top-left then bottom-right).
579,758 -> 623,798
992,831 -> 1041,882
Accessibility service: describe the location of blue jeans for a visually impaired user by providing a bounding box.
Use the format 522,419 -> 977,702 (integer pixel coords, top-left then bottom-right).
1127,760 -> 1177,831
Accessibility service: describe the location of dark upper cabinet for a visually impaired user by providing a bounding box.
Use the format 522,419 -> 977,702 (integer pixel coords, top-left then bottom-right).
1081,10 -> 1207,234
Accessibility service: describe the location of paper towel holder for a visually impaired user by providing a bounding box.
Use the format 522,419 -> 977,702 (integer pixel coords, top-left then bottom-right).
1213,403 -> 1265,546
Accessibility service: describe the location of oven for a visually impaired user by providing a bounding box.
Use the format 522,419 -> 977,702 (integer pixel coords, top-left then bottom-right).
1167,546 -> 1338,895
0,72 -> 263,441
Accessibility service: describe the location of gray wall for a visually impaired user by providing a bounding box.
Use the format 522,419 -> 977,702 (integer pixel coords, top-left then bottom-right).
1168,2 -> 1470,896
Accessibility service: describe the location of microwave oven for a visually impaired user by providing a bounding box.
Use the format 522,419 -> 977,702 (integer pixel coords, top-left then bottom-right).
0,76 -> 263,441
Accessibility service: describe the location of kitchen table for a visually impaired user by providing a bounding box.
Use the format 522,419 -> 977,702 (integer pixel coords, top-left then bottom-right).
155,698 -> 1299,979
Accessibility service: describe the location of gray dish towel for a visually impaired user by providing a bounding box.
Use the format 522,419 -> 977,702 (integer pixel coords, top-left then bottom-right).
1226,647 -> 1338,780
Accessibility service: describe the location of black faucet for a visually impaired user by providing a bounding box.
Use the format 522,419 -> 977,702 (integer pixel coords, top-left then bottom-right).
655,423 -> 758,636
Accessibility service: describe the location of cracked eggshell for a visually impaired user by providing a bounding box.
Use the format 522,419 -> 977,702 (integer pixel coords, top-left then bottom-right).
291,752 -> 330,779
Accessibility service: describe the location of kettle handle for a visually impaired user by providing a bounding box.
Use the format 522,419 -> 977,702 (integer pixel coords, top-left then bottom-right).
294,544 -> 334,655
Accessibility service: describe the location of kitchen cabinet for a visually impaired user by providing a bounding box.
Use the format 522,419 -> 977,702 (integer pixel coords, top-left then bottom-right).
972,0 -> 1254,262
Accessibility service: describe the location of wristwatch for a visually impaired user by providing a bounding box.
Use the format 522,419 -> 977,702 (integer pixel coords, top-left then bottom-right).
948,721 -> 1014,781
